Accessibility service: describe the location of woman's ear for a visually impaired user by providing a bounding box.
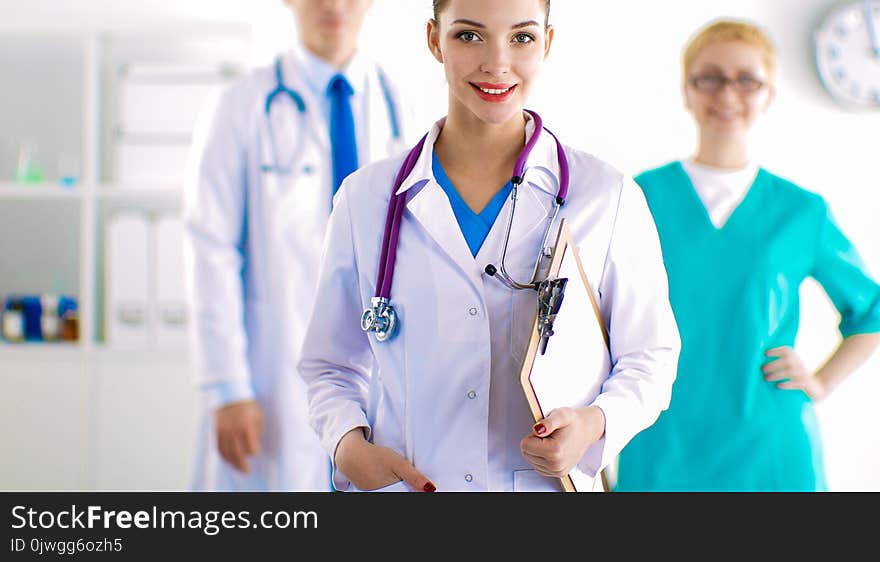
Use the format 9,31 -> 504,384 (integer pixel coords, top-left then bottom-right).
544,25 -> 554,60
683,84 -> 693,112
762,83 -> 777,112
427,19 -> 444,63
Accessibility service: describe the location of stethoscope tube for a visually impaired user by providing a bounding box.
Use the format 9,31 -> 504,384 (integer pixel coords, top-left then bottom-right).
263,57 -> 401,175
362,109 -> 569,342
376,133 -> 428,297
262,58 -> 307,174
266,57 -> 306,115
488,111 -> 570,290
360,133 -> 429,341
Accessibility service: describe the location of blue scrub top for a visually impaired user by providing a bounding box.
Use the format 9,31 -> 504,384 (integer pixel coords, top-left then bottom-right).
616,161 -> 880,492
432,150 -> 513,257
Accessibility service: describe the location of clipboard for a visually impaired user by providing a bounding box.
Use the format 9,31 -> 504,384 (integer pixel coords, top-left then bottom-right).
518,219 -> 612,493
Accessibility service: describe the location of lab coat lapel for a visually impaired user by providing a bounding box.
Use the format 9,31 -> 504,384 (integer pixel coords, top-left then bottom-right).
396,117 -> 563,290
281,51 -> 330,152
476,118 -> 558,268
397,123 -> 482,288
407,181 -> 478,280
365,66 -> 397,162
474,176 -> 550,279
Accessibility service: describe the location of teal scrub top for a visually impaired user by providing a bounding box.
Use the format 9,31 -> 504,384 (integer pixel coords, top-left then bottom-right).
616,161 -> 880,491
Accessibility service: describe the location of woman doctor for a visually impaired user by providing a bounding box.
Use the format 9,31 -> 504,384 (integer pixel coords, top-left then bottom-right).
616,20 -> 880,491
298,0 -> 681,492
183,0 -> 411,491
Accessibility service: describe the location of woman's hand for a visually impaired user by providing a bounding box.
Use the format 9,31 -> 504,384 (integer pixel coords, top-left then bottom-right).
763,347 -> 828,401
335,428 -> 436,492
520,406 -> 606,479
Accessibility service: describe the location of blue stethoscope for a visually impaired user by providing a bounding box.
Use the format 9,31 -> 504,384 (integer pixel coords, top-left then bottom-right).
361,110 -> 571,343
263,56 -> 402,174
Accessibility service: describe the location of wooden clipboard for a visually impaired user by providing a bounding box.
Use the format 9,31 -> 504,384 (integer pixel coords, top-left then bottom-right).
518,219 -> 612,493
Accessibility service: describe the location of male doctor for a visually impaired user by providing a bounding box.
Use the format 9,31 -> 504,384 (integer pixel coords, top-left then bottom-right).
183,0 -> 410,491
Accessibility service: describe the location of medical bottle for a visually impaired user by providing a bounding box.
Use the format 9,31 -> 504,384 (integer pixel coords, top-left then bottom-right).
40,294 -> 60,341
2,299 -> 25,343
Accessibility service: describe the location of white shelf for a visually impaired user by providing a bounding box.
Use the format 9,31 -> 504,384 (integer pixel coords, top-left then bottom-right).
0,182 -> 183,204
90,345 -> 189,361
0,342 -> 87,361
0,341 -> 82,349
0,182 -> 82,200
0,341 -> 189,360
97,186 -> 182,203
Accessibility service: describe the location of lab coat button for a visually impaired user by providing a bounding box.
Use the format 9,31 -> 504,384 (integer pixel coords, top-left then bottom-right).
464,474 -> 473,483
467,390 -> 477,400
468,307 -> 478,316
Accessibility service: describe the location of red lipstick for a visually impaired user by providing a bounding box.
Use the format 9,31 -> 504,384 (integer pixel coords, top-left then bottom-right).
470,82 -> 517,103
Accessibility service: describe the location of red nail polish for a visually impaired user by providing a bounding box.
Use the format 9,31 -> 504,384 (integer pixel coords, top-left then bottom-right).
423,482 -> 436,493
535,424 -> 547,435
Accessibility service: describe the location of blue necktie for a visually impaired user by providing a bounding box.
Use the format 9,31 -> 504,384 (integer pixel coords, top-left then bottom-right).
327,73 -> 359,198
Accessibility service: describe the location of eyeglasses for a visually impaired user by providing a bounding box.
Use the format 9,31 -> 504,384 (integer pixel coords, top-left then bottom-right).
688,74 -> 766,94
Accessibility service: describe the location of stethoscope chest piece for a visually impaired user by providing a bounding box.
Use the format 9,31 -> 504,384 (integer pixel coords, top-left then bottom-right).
361,297 -> 398,342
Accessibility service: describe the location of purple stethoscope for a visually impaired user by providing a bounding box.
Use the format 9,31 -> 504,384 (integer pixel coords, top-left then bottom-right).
361,110 -> 571,345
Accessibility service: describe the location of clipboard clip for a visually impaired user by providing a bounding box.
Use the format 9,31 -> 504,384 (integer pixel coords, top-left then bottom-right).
536,277 -> 568,355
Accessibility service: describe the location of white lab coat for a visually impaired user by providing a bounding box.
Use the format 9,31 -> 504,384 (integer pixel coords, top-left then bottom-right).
299,117 -> 681,492
183,48 -> 410,491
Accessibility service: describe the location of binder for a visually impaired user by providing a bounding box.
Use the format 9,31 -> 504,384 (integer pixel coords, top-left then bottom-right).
105,213 -> 151,347
154,216 -> 188,349
518,219 -> 612,493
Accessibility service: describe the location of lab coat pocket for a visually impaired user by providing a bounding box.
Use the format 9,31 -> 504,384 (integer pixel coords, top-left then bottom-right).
513,470 -> 560,493
347,480 -> 411,493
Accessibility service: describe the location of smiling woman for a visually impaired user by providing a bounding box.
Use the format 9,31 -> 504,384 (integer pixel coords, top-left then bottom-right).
616,19 -> 880,492
296,0 -> 681,492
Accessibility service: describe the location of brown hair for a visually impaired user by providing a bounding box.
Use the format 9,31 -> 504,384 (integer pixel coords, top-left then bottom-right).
432,0 -> 551,25
683,19 -> 778,85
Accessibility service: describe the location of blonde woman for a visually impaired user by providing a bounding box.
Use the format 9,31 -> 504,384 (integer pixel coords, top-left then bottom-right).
616,20 -> 880,492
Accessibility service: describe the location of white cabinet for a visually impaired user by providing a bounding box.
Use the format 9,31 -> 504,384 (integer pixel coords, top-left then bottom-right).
0,23 -> 252,491
93,350 -> 197,490
0,347 -> 196,490
0,351 -> 91,490
0,23 -> 251,351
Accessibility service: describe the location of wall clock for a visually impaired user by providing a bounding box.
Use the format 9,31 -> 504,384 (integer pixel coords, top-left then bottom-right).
814,0 -> 880,108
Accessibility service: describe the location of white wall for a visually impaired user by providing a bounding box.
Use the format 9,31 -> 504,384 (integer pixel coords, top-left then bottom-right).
3,0 -> 878,491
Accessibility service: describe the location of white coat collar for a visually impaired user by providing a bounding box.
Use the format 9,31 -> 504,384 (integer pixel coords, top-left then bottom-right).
277,49 -> 330,151
395,113 -> 563,199
283,45 -> 394,163
395,112 -> 564,290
